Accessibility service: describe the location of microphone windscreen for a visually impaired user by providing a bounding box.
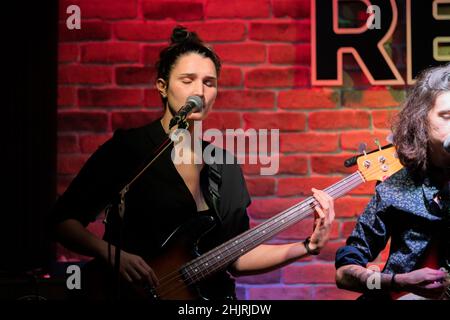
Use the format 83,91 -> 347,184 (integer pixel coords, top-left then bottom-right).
186,96 -> 203,111
443,135 -> 450,153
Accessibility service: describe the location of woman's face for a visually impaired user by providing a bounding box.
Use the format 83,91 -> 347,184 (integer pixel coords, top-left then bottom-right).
428,91 -> 450,168
158,52 -> 218,121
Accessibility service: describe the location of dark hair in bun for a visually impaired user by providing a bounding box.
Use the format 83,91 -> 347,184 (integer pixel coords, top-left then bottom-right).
156,26 -> 221,84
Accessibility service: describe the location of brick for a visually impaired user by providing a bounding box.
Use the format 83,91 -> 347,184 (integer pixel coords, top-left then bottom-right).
269,44 -> 310,65
57,176 -> 74,195
202,112 -> 241,131
342,90 -> 404,108
220,132 -> 278,156
246,67 -> 309,88
142,1 -> 203,20
314,286 -> 360,300
317,240 -> 346,261
248,198 -> 303,219
249,286 -> 313,300
183,22 -> 246,42
280,133 -> 339,153
283,264 -> 336,284
78,88 -> 143,107
278,218 -> 340,240
342,221 -> 357,238
372,110 -> 398,129
278,177 -> 340,197
144,89 -> 163,108
278,89 -> 339,109
57,154 -> 89,175
142,44 -> 167,66
272,0 -> 311,18
116,66 -> 156,85
59,21 -> 111,42
81,43 -> 140,63
235,269 -> 281,284
60,0 -> 137,19
214,44 -> 265,64
59,65 -> 112,85
311,154 -> 357,175
115,22 -> 176,41
278,155 -> 308,175
58,86 -> 77,108
235,286 -> 246,300
309,111 -> 370,130
205,0 -> 270,18
58,44 -> 78,63
243,112 -> 306,131
349,181 -> 377,196
87,219 -> 105,239
79,134 -> 112,154
277,218 -> 316,240
343,70 -> 372,88
219,67 -> 242,87
111,111 -> 163,130
334,197 -> 371,218
250,21 -> 310,42
245,177 -> 275,196
58,111 -> 109,132
214,90 -> 275,110
241,160 -> 285,176
340,130 -> 392,151
57,134 -> 79,153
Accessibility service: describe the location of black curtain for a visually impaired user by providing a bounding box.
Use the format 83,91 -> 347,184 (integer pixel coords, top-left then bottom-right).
3,1 -> 58,273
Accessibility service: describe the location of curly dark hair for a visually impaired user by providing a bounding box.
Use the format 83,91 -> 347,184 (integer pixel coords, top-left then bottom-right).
155,26 -> 221,105
392,62 -> 450,181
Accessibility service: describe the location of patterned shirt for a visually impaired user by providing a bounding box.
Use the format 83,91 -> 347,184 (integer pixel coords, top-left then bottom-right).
336,168 -> 449,277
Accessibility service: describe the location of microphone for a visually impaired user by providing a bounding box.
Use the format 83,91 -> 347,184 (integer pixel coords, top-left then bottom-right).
443,135 -> 450,153
169,96 -> 203,129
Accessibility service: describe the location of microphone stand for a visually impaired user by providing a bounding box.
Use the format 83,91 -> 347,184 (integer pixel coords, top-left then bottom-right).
106,118 -> 189,300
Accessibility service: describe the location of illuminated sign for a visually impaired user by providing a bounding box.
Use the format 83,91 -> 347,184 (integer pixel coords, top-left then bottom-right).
312,0 -> 450,85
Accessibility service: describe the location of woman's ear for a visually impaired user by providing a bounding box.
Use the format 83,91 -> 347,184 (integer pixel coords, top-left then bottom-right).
156,78 -> 167,98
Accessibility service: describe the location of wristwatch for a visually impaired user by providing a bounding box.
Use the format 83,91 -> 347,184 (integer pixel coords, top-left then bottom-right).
303,237 -> 320,255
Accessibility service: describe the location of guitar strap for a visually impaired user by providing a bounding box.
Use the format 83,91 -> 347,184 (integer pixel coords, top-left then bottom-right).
207,160 -> 223,224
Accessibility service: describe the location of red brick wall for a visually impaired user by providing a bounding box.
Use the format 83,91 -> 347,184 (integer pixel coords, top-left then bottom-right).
57,0 -> 403,300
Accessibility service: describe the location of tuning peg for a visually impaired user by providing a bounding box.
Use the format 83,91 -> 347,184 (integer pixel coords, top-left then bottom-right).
386,133 -> 394,144
358,142 -> 367,156
374,138 -> 382,151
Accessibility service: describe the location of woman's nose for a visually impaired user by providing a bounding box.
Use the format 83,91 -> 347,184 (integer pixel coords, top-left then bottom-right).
191,80 -> 204,97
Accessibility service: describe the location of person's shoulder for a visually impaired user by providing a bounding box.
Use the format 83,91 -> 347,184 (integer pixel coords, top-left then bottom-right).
376,167 -> 415,193
109,120 -> 162,152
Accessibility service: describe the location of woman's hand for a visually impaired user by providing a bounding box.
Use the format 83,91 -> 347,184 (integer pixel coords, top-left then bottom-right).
307,188 -> 335,253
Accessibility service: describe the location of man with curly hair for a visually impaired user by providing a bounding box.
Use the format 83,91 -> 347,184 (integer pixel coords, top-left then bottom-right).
335,63 -> 450,300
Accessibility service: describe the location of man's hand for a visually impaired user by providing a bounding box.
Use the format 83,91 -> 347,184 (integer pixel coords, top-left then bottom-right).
396,267 -> 450,299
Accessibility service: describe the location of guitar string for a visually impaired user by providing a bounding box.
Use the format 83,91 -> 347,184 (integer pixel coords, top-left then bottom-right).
154,157 -> 398,298
155,171 -> 363,298
153,157 -> 399,298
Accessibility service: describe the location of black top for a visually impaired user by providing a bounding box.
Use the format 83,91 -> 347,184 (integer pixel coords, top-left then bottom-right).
50,119 -> 251,299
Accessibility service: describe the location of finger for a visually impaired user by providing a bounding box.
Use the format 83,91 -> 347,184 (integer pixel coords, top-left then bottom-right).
126,267 -> 142,282
123,271 -> 133,283
313,208 -> 325,231
134,261 -> 152,283
312,190 -> 330,213
425,273 -> 448,282
424,281 -> 447,290
138,260 -> 159,286
314,205 -> 325,219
